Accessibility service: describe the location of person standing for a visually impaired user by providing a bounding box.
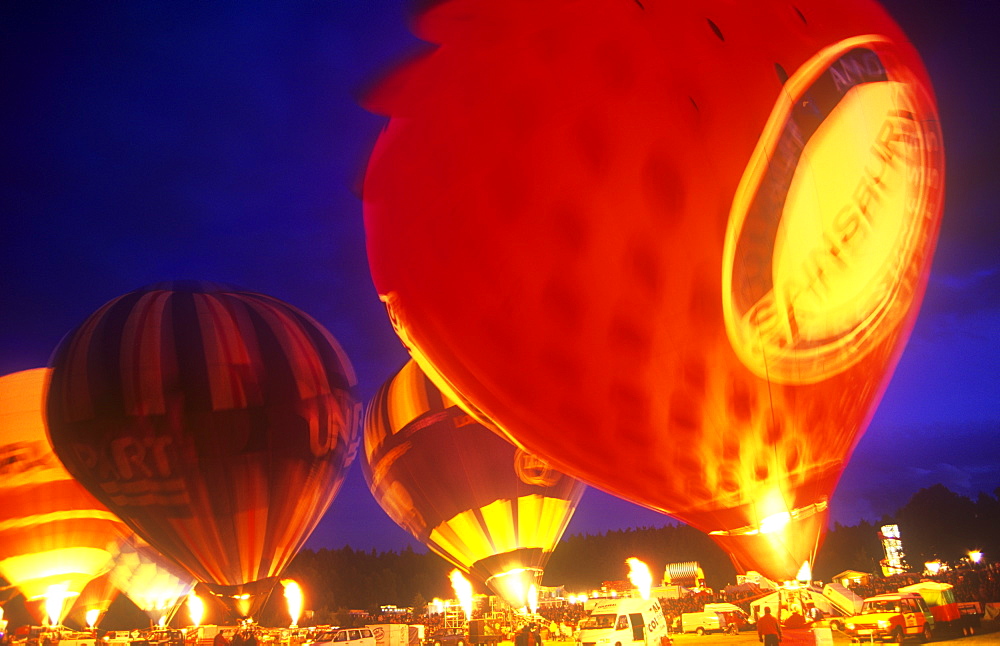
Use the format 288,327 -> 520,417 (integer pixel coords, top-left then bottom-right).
757,607 -> 782,646
529,624 -> 542,646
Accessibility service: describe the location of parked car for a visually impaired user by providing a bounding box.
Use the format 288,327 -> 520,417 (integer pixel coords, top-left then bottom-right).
843,592 -> 934,643
423,629 -> 467,646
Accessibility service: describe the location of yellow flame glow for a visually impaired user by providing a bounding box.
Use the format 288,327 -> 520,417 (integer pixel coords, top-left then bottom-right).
796,561 -> 812,583
85,608 -> 101,628
527,584 -> 538,614
626,558 -> 652,600
759,511 -> 792,534
282,579 -> 303,627
449,569 -> 473,620
187,592 -> 205,627
44,582 -> 75,626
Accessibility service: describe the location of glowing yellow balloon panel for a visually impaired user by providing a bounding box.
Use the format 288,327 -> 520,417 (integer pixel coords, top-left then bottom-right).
0,368 -> 127,625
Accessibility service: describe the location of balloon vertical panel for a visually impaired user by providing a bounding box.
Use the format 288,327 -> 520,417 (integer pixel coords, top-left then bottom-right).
363,360 -> 585,607
45,283 -> 360,617
363,0 -> 944,580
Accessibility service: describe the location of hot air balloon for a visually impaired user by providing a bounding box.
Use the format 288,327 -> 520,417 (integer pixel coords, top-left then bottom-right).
106,531 -> 197,627
45,282 -> 361,618
0,368 -> 127,626
66,571 -> 118,631
363,360 -> 585,608
362,0 -> 944,580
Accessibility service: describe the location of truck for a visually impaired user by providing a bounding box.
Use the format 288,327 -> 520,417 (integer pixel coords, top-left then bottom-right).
12,628 -> 98,646
45,629 -> 98,646
576,597 -> 670,646
466,620 -> 502,646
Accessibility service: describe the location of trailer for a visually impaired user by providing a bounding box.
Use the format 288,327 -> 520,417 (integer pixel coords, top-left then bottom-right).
898,581 -> 978,637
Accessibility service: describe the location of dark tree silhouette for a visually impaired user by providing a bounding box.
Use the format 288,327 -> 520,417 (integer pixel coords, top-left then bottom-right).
6,483 -> 993,634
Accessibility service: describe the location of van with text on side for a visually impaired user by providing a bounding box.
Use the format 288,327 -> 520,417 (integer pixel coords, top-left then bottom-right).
576,597 -> 671,646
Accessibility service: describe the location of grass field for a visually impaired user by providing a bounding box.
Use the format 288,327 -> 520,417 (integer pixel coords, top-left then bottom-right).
521,621 -> 999,646
662,622 -> 999,646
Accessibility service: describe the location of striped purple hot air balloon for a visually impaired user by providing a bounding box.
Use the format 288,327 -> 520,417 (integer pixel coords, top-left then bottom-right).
45,282 -> 360,619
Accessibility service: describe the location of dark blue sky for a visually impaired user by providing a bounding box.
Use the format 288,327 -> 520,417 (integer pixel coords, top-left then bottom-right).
2,1 -> 997,557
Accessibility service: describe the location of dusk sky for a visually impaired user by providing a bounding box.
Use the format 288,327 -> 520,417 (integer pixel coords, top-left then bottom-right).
3,1 -> 997,558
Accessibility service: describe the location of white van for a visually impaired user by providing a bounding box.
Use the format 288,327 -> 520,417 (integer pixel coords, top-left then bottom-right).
576,597 -> 670,646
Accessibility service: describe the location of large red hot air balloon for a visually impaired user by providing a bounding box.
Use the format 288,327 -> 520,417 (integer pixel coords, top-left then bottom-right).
363,361 -> 585,608
363,0 -> 944,580
0,368 -> 127,626
45,282 -> 361,618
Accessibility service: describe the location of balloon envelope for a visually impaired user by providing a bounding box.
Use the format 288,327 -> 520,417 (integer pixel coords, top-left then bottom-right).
67,570 -> 118,629
363,0 -> 944,580
0,368 -> 127,625
45,282 -> 361,617
107,531 -> 197,626
363,361 -> 585,607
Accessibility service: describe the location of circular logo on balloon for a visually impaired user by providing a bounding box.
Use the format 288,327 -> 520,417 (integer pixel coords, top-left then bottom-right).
514,449 -> 561,487
723,36 -> 943,384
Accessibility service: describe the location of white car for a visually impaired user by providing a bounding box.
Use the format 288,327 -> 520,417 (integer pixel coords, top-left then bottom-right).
312,628 -> 376,646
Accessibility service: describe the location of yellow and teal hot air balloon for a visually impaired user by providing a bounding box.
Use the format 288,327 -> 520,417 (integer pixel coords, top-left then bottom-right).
363,361 -> 585,608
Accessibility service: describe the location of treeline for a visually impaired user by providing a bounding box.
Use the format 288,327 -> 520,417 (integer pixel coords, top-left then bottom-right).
48,484 -> 1000,631
276,484 -> 1000,624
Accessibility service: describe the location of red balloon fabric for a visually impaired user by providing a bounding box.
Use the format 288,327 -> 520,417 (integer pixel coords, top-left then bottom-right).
363,360 -> 585,608
363,0 -> 944,580
46,282 -> 361,617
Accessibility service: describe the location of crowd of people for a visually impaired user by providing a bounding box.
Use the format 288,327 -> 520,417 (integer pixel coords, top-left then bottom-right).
847,562 -> 1000,605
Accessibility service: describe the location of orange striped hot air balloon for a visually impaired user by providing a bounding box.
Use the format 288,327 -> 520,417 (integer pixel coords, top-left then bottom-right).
0,368 -> 127,626
363,360 -> 585,608
362,0 -> 944,580
45,282 -> 361,619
